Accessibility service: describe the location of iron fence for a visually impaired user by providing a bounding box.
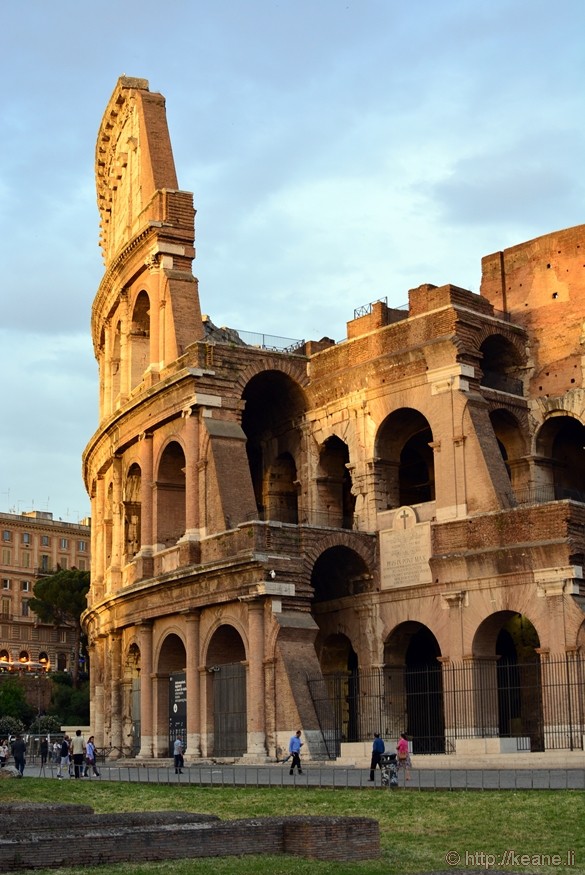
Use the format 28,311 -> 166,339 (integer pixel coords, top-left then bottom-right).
308,653 -> 585,756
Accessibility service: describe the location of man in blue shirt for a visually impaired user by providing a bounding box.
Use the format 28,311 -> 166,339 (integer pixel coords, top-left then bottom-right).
288,729 -> 303,775
369,733 -> 385,781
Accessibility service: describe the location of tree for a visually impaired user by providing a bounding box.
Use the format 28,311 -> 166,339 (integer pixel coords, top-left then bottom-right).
29,569 -> 89,688
0,677 -> 35,724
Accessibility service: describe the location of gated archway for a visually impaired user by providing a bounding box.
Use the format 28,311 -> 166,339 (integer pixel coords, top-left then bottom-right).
207,625 -> 247,757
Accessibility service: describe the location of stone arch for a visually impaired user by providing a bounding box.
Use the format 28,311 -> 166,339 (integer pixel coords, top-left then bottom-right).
129,290 -> 151,390
234,357 -> 309,398
154,440 -> 186,547
316,435 -> 355,528
534,413 -> 585,501
155,632 -> 187,758
204,624 -> 247,758
479,332 -> 525,396
123,462 -> 142,561
124,641 -> 141,755
311,546 -> 373,603
383,622 -> 444,754
111,320 -> 122,402
241,370 -> 307,519
301,531 -> 377,584
472,611 -> 543,750
375,408 -> 435,509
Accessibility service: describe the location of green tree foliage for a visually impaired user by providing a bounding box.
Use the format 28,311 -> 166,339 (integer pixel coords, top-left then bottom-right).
50,677 -> 90,725
29,569 -> 89,688
0,677 -> 35,724
0,715 -> 25,738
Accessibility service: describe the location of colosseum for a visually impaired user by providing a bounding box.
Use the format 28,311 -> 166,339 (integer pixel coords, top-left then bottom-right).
82,76 -> 585,763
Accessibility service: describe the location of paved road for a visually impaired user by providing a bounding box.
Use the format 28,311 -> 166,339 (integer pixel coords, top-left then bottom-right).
29,761 -> 585,790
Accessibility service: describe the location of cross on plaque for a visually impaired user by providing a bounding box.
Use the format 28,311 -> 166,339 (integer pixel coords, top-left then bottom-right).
399,509 -> 410,529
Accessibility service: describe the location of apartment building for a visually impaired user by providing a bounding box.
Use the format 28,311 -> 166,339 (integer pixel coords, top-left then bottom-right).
0,510 -> 90,675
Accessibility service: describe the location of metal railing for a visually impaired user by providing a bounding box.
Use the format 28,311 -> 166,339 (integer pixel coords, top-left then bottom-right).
308,654 -> 585,756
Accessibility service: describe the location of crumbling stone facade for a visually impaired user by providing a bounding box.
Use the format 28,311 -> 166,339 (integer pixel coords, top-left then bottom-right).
83,77 -> 585,762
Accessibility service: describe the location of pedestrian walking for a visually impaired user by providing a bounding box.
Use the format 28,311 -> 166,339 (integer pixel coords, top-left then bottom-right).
11,734 -> 26,777
84,736 -> 100,777
40,737 -> 49,766
368,732 -> 385,781
396,732 -> 412,782
71,730 -> 86,778
288,729 -> 303,775
173,737 -> 184,774
52,740 -> 61,764
0,739 -> 8,767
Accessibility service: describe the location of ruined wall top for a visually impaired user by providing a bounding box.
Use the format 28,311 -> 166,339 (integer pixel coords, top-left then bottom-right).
95,77 -> 181,264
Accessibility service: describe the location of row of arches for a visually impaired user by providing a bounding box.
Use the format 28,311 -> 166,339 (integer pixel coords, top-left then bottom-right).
106,401 -> 585,566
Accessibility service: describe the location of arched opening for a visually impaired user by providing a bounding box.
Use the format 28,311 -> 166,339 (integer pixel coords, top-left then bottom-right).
317,436 -> 355,528
384,622 -> 444,754
123,463 -> 142,561
241,370 -> 306,521
111,321 -> 122,404
473,612 -> 543,751
480,334 -> 524,396
206,625 -> 247,757
317,633 -> 359,746
125,643 -> 141,756
311,546 -> 372,603
536,415 -> 585,502
375,409 -> 435,509
158,633 -> 187,757
38,651 -> 50,671
129,291 -> 151,390
155,442 -> 186,547
264,452 -> 298,523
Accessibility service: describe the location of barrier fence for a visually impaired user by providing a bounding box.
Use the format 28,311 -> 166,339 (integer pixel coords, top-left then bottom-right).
308,653 -> 585,757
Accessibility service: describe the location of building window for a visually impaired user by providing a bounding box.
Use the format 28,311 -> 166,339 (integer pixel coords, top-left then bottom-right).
41,535 -> 50,547
21,600 -> 30,617
78,558 -> 86,571
60,538 -> 69,549
59,556 -> 68,570
1,598 -> 9,618
59,630 -> 67,644
1,579 -> 10,590
22,532 -> 31,545
2,531 -> 11,542
21,551 -> 30,568
40,554 -> 50,572
21,581 -> 30,592
78,540 -> 87,552
2,548 -> 11,565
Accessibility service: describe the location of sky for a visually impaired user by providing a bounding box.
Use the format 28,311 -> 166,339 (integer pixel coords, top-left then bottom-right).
1,0 -> 584,523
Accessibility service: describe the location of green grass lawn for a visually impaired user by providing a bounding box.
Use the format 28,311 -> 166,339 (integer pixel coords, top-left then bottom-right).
1,779 -> 583,875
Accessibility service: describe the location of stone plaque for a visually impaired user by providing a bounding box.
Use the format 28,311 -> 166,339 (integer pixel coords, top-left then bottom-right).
379,506 -> 432,589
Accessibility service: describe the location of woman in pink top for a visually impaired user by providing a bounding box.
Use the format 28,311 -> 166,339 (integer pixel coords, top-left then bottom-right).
396,732 -> 411,781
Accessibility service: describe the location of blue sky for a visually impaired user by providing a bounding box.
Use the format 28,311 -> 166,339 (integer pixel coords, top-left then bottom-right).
1,0 -> 584,522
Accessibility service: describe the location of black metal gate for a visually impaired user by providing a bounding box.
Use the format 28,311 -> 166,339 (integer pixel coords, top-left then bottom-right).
168,672 -> 187,756
213,663 -> 247,757
308,654 -> 585,755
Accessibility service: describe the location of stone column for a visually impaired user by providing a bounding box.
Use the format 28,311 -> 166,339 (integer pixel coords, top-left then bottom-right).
245,600 -> 267,757
110,631 -> 123,753
138,622 -> 154,758
185,611 -> 201,757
